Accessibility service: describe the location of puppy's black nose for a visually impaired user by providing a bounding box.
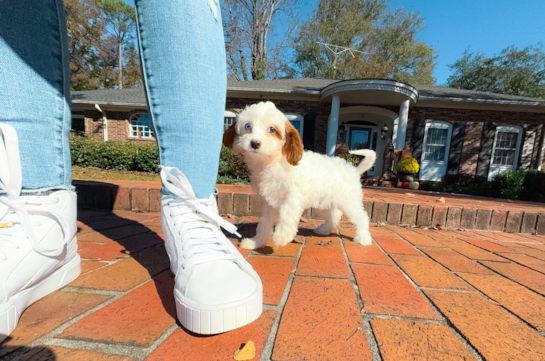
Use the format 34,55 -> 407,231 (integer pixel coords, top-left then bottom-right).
251,140 -> 261,149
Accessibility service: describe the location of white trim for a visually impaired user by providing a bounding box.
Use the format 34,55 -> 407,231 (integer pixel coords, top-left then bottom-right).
488,125 -> 523,181
326,96 -> 341,156
285,113 -> 304,136
420,121 -> 453,181
224,110 -> 237,132
129,112 -> 155,139
321,79 -> 419,104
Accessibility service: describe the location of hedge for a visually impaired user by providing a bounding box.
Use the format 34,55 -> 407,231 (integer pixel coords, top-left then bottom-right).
70,134 -> 159,173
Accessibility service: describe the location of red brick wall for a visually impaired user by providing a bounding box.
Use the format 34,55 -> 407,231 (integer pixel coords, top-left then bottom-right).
82,110 -> 155,144
80,100 -> 545,174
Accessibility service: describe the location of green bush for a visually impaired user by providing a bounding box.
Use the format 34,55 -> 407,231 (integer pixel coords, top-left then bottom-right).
490,170 -> 526,200
70,134 -> 159,172
519,171 -> 545,203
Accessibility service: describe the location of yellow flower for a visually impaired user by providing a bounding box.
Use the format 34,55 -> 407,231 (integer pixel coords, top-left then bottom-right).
396,157 -> 420,173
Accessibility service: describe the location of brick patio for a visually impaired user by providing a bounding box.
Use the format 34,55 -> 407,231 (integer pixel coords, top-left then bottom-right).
74,180 -> 545,234
3,210 -> 545,360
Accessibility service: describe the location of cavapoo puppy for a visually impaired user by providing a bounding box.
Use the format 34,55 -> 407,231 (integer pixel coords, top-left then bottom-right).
223,101 -> 376,249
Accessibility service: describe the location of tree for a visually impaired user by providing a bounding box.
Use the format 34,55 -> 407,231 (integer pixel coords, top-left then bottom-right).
446,45 -> 545,98
64,0 -> 106,90
96,0 -> 136,89
222,0 -> 300,81
64,0 -> 141,90
292,0 -> 437,85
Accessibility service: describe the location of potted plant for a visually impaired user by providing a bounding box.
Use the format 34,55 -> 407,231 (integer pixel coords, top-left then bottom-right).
396,157 -> 420,182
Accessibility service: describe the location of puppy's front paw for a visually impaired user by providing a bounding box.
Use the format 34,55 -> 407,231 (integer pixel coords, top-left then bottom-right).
354,233 -> 373,246
272,232 -> 292,248
313,224 -> 332,235
240,237 -> 258,250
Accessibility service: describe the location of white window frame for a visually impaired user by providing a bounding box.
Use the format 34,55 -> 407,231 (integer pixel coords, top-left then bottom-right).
422,121 -> 453,164
419,121 -> 453,181
488,125 -> 523,180
224,110 -> 237,132
129,113 -> 155,139
285,113 -> 304,136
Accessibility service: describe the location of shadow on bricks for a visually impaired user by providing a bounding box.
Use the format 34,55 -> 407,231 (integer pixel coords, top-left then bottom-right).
77,186 -> 176,321
0,344 -> 59,360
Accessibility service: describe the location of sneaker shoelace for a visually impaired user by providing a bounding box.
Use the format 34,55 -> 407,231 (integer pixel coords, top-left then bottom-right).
0,124 -> 69,259
161,166 -> 242,270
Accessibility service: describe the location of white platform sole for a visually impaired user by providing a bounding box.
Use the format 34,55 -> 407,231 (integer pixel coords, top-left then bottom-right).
0,254 -> 81,342
175,282 -> 263,335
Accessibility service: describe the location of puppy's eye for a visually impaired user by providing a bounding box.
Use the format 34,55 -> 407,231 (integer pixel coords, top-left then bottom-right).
245,123 -> 252,131
268,127 -> 276,134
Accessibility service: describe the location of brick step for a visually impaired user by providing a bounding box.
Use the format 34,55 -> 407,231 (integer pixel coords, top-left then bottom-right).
73,180 -> 545,235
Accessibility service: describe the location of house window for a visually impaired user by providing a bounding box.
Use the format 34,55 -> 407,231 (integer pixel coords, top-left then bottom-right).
285,113 -> 304,135
420,121 -> 453,182
129,113 -> 154,139
423,126 -> 449,162
71,114 -> 85,132
488,125 -> 523,180
492,131 -> 518,165
224,110 -> 237,132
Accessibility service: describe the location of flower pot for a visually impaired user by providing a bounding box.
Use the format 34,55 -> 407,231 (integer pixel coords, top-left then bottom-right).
399,171 -> 416,182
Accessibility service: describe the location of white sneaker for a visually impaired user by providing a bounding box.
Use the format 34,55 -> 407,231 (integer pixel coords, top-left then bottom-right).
0,124 -> 80,342
160,166 -> 262,334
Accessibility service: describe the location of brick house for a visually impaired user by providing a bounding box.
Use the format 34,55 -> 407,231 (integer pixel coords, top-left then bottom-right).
71,78 -> 545,182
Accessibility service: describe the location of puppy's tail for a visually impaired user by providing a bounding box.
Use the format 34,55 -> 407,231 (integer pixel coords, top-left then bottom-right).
348,149 -> 377,175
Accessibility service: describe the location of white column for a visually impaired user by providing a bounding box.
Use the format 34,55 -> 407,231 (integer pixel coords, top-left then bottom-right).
326,95 -> 341,156
396,99 -> 410,150
538,129 -> 545,171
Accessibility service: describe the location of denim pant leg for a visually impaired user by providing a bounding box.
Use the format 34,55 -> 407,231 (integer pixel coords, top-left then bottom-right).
0,0 -> 72,192
135,0 -> 226,199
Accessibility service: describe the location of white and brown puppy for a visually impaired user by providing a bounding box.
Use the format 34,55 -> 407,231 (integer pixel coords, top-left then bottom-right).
223,101 -> 376,249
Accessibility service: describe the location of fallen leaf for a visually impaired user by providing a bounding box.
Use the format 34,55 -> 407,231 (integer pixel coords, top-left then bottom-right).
405,193 -> 415,196
376,222 -> 385,227
422,227 -> 428,231
436,224 -> 443,230
436,197 -> 446,203
226,214 -> 237,220
300,217 -> 308,222
233,341 -> 256,360
292,239 -> 303,244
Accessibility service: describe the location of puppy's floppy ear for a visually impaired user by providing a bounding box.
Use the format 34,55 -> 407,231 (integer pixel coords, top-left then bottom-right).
223,121 -> 237,149
282,120 -> 304,166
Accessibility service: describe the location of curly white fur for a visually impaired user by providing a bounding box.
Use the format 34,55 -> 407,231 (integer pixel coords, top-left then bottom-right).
223,101 -> 376,249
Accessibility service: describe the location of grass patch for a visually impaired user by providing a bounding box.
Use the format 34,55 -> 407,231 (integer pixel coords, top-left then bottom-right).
72,166 -> 161,181
72,165 -> 250,185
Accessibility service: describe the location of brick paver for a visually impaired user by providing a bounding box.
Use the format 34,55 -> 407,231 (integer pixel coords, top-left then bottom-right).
371,318 -> 477,360
272,277 -> 372,360
352,264 -> 439,319
391,254 -> 474,290
426,290 -> 545,360
4,209 -> 545,361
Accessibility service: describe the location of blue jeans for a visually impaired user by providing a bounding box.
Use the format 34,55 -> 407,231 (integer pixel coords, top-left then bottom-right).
0,0 -> 225,199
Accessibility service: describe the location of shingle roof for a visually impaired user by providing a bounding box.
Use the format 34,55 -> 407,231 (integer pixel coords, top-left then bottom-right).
71,78 -> 545,108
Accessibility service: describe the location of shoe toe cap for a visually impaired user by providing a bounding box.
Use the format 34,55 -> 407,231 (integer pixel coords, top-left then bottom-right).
184,261 -> 258,305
